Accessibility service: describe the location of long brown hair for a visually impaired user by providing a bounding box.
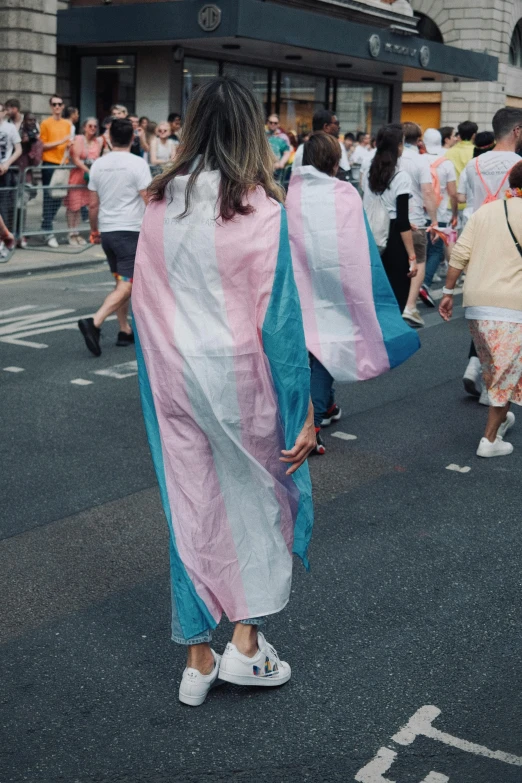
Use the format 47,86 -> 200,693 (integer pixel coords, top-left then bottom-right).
148,77 -> 284,221
368,124 -> 404,195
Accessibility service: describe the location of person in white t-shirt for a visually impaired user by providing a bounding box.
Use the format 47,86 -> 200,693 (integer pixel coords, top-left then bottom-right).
363,123 -> 417,313
399,122 -> 438,327
78,118 -> 152,357
292,109 -> 350,174
458,107 -> 522,399
419,128 -> 458,306
0,101 -> 22,257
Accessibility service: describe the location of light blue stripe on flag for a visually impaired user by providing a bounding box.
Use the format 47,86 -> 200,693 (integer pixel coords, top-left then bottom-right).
363,211 -> 420,368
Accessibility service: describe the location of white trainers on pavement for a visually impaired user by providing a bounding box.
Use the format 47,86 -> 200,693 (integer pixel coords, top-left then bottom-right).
476,437 -> 513,458
178,649 -> 221,707
498,411 -> 515,440
402,307 -> 424,327
47,235 -> 59,249
463,356 -> 482,397
219,632 -> 291,687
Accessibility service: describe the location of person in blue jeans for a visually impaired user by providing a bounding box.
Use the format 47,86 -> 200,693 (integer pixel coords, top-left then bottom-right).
419,128 -> 458,308
309,354 -> 341,454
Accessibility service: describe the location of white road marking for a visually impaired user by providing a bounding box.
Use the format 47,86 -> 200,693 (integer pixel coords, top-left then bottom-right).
0,310 -> 115,348
3,366 -> 24,372
392,705 -> 522,766
70,378 -> 93,386
355,746 -> 397,782
446,464 -> 471,473
0,305 -> 38,319
331,432 -> 357,441
421,774 -> 449,783
93,360 -> 138,380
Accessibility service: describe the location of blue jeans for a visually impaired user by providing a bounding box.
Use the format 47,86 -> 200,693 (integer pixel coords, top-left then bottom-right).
41,163 -> 62,233
172,616 -> 266,646
310,353 -> 334,427
424,220 -> 447,288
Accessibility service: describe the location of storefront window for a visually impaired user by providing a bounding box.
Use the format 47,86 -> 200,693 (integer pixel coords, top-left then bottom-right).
80,55 -> 136,124
279,72 -> 327,135
336,80 -> 390,137
182,57 -> 219,114
222,63 -> 272,116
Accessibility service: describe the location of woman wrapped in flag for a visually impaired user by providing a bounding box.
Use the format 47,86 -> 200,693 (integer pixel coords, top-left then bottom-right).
132,77 -> 315,707
286,132 -> 420,454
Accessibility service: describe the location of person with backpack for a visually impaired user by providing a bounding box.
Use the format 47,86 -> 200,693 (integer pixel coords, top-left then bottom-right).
439,160 -> 522,458
458,108 -> 522,399
363,124 -> 417,313
419,128 -> 458,307
287,131 -> 420,455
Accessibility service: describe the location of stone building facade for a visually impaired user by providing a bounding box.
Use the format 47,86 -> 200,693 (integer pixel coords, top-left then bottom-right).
0,0 -> 511,129
404,0 -> 522,128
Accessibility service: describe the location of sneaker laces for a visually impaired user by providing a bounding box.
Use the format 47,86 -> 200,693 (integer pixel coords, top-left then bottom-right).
264,640 -> 281,664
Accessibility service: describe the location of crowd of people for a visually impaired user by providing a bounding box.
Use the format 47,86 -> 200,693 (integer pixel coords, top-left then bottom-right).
0,96 -> 183,253
1,75 -> 521,706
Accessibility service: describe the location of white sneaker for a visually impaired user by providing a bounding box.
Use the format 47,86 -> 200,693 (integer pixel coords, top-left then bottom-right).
463,357 -> 482,398
47,235 -> 59,248
178,649 -> 221,707
68,233 -> 78,246
476,437 -> 513,458
75,234 -> 87,246
498,411 -> 515,440
479,387 -> 489,406
0,241 -> 8,259
402,307 -> 424,327
218,632 -> 291,687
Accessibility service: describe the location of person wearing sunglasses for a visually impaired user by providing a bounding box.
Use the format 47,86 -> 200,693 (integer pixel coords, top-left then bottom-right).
40,95 -> 72,247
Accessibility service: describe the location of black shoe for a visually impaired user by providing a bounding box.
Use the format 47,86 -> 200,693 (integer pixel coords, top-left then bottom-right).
116,330 -> 135,347
312,429 -> 326,456
78,317 -> 101,356
419,284 -> 436,308
321,404 -> 342,427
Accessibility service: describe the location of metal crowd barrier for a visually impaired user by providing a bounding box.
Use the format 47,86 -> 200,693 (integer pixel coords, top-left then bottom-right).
0,163 -> 167,261
0,166 -> 21,263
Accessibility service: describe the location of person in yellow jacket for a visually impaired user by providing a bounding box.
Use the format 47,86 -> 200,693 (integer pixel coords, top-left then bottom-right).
444,120 -> 478,213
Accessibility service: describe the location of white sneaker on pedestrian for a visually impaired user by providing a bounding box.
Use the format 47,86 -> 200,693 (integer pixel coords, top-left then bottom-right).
47,235 -> 59,248
476,437 -> 513,458
402,307 -> 424,327
0,241 -> 8,259
75,234 -> 87,246
68,233 -> 78,246
479,387 -> 489,406
178,649 -> 221,707
463,357 -> 482,397
218,632 -> 291,687
498,411 -> 515,440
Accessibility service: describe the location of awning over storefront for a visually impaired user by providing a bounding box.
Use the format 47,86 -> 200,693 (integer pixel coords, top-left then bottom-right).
58,0 -> 498,84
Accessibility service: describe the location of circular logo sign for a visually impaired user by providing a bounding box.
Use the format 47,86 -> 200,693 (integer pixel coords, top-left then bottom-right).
419,45 -> 430,68
198,4 -> 222,32
369,34 -> 381,58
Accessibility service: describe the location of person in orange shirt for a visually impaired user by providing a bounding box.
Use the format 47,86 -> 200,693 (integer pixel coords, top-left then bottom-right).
40,95 -> 71,247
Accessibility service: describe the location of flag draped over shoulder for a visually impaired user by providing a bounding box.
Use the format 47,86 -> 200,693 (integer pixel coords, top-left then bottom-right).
132,171 -> 313,642
286,166 -> 420,381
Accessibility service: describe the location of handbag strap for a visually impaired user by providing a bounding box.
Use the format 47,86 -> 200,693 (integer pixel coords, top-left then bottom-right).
504,199 -> 522,257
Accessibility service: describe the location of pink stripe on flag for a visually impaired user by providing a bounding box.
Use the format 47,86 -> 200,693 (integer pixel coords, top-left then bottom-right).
333,179 -> 390,379
286,175 -> 323,363
133,200 -> 249,623
214,192 -> 298,555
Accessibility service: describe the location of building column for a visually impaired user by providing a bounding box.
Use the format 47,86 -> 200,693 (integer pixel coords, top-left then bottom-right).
0,0 -> 60,117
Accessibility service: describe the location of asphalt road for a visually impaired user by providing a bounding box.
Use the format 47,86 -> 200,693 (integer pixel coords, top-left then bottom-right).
1,265 -> 521,783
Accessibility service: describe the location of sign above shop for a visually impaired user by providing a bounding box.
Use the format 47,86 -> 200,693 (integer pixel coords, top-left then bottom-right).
198,4 -> 222,32
368,34 -> 430,67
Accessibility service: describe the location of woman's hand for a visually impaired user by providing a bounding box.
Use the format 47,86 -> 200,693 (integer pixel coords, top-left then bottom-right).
439,294 -> 454,322
280,401 -> 316,475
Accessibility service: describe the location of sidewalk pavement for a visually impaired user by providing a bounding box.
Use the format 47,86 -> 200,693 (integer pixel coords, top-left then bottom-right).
0,243 -> 107,278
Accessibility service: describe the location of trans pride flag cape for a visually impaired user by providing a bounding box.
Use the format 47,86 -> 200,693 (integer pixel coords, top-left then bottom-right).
287,166 -> 420,381
132,171 -> 313,642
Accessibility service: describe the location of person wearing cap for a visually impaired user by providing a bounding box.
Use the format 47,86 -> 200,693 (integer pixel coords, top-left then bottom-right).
419,128 -> 458,308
